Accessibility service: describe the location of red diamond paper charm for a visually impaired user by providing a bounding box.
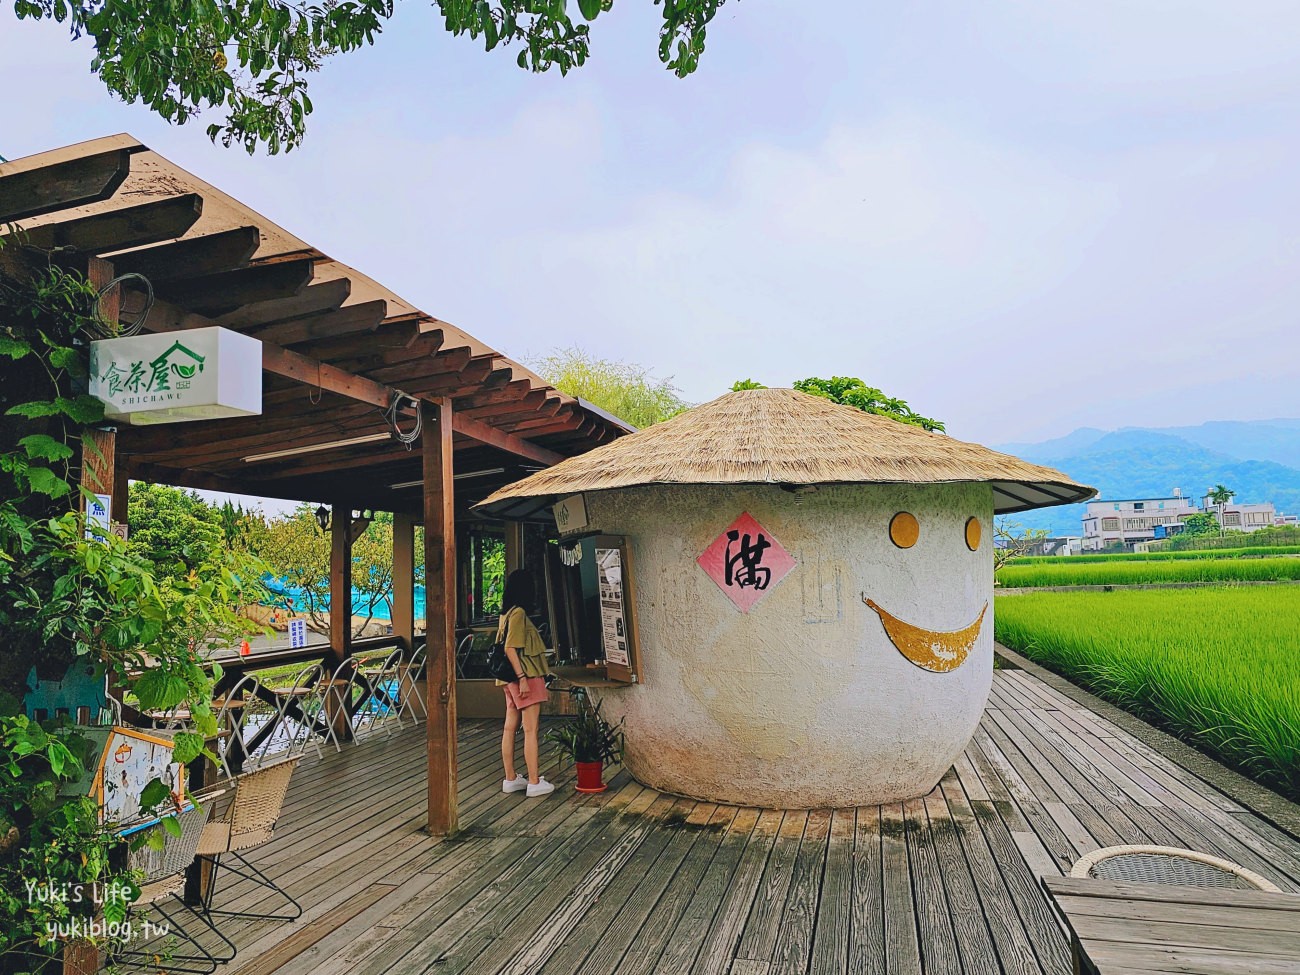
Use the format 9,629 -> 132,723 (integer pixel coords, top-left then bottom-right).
696,512 -> 797,613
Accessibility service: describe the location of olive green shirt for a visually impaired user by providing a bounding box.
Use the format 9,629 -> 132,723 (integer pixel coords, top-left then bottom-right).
498,606 -> 550,680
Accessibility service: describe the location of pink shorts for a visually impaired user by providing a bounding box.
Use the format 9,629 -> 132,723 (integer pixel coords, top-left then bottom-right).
503,676 -> 548,710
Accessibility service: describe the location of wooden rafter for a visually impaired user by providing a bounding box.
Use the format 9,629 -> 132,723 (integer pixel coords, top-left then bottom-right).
21,194 -> 204,254
215,276 -> 350,329
157,258 -> 314,316
0,148 -> 132,222
109,226 -> 260,282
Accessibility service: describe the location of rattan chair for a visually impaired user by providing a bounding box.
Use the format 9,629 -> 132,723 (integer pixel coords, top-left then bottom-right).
112,800 -> 235,974
195,755 -> 302,922
1070,845 -> 1281,891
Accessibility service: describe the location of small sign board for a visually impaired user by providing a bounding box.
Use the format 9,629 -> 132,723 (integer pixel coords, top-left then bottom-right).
85,494 -> 111,543
596,546 -> 629,669
553,494 -> 589,536
89,326 -> 262,425
697,512 -> 797,614
289,619 -> 308,648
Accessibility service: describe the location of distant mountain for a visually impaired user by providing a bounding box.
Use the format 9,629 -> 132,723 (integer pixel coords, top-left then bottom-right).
993,419 -> 1300,536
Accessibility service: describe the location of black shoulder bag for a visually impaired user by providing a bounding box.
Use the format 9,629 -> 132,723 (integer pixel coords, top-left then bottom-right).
487,611 -> 521,683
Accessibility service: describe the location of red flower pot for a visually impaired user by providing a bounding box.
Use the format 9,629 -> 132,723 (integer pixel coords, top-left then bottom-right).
575,761 -> 607,794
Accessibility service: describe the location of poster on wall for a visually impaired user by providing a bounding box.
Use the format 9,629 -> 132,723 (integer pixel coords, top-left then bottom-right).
94,727 -> 185,825
596,546 -> 630,669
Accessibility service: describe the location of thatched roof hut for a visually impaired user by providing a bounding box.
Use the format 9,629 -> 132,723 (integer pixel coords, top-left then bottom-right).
477,387 -> 1094,517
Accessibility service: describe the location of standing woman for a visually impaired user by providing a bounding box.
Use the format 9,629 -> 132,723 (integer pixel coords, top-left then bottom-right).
499,568 -> 554,797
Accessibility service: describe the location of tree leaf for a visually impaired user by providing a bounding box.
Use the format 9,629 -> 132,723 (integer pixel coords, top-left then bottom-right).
138,776 -> 171,811
0,336 -> 32,359
19,434 -> 74,462
171,731 -> 205,766
132,669 -> 190,711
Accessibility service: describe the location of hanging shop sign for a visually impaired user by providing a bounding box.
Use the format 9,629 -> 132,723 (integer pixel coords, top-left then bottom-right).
553,494 -> 589,536
89,326 -> 262,425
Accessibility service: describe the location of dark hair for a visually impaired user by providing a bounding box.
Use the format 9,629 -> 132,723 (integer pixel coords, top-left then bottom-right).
501,568 -> 535,614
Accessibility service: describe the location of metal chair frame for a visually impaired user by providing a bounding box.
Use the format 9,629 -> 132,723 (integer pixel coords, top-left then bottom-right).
398,642 -> 428,723
353,647 -> 406,739
213,673 -> 281,773
195,756 -> 303,924
272,662 -> 327,761
112,800 -> 235,974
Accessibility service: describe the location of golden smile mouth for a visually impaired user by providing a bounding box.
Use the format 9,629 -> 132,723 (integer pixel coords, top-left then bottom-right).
862,597 -> 987,674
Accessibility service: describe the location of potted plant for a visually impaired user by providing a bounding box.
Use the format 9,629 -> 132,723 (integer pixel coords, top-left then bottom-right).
546,689 -> 624,793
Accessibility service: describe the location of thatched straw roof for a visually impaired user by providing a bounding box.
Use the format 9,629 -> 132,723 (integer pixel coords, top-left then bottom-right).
475,388 -> 1095,517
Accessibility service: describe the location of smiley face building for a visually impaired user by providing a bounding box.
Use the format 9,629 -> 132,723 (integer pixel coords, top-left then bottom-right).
477,388 -> 1094,808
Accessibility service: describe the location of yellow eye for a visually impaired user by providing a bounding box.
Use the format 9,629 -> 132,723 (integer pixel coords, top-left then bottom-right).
965,517 -> 981,551
889,512 -> 919,549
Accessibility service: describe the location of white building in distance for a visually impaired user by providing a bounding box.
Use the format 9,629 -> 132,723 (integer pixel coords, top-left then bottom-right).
1083,491 -> 1280,550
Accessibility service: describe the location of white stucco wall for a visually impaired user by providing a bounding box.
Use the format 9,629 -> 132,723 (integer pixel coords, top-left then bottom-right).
585,481 -> 995,808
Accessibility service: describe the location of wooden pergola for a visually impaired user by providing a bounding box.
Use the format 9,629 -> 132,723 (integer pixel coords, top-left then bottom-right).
0,135 -> 630,833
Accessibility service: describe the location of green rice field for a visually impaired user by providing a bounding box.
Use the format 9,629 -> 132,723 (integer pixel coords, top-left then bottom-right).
997,556 -> 1300,588
995,587 -> 1300,800
1015,545 -> 1300,565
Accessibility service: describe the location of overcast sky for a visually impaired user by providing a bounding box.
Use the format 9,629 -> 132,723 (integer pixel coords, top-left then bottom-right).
4,1 -> 1300,453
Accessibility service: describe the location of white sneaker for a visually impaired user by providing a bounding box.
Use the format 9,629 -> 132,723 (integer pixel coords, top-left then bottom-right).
502,775 -> 528,794
526,777 -> 555,798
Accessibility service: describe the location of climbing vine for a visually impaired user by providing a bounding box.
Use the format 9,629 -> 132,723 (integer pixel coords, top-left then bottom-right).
0,234 -> 266,970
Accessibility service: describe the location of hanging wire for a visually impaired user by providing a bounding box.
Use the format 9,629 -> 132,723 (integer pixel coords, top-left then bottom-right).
91,271 -> 154,338
385,390 -> 422,448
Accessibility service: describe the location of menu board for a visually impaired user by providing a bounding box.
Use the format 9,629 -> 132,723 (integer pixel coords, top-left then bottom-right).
596,546 -> 629,669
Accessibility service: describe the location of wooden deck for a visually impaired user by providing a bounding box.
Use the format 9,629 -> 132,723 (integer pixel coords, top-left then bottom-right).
182,669 -> 1300,975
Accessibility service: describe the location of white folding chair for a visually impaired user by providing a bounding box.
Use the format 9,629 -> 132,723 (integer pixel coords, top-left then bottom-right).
354,647 -> 406,739
272,662 -> 326,761
398,642 -> 428,723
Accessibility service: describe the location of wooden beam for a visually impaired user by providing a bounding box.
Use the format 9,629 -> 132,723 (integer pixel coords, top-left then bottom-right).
0,148 -> 132,222
158,258 -> 314,316
451,412 -> 563,467
246,299 -> 390,347
79,258 -> 118,505
302,320 -> 434,365
423,399 -> 458,836
457,390 -> 548,421
393,512 -> 416,653
215,277 -> 350,329
505,522 -> 524,574
453,378 -> 533,409
330,504 -> 352,662
109,226 -> 260,282
23,194 -> 203,254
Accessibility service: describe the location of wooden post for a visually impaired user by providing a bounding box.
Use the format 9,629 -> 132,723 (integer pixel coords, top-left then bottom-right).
393,511 -> 416,652
505,521 -> 525,575
423,399 -> 458,835
79,258 -> 118,504
329,504 -> 352,662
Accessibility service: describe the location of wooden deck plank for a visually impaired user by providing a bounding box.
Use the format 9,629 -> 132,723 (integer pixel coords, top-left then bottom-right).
846,806 -> 887,975
767,808 -> 831,975
902,795 -> 963,974
808,809 -> 855,975
734,811 -> 808,963
878,802 -> 924,974
923,785 -> 1003,975
691,809 -> 783,975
